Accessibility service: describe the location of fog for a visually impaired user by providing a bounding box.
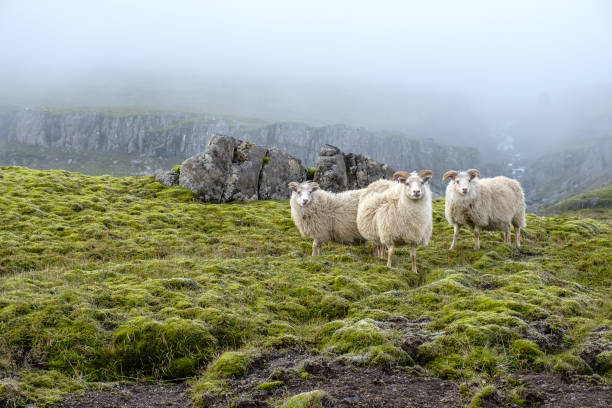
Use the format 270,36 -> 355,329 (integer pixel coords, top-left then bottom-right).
1,0 -> 611,159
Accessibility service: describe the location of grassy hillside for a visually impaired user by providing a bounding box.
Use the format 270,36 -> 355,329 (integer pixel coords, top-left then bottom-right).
541,183 -> 612,221
0,142 -> 185,177
0,166 -> 610,407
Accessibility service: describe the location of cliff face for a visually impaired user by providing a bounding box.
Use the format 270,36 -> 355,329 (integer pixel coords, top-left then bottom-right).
0,109 -> 480,192
239,123 -> 480,194
239,122 -> 478,171
522,137 -> 612,211
0,109 -> 242,157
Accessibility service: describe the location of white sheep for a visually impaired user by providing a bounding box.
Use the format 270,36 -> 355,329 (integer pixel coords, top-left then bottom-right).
288,181 -> 364,255
442,169 -> 526,250
359,178 -> 398,258
357,170 -> 433,272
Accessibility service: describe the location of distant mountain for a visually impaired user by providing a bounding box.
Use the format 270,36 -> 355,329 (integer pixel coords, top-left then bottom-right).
0,107 -> 490,194
522,137 -> 612,212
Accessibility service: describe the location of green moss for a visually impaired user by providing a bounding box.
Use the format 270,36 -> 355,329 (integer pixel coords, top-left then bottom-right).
282,390 -> 328,408
171,165 -> 181,174
211,351 -> 252,378
596,351 -> 612,377
469,385 -> 497,408
262,156 -> 270,166
552,353 -> 592,376
257,380 -> 284,391
306,167 -> 316,181
509,340 -> 544,370
113,316 -> 217,376
0,379 -> 27,408
166,357 -> 197,379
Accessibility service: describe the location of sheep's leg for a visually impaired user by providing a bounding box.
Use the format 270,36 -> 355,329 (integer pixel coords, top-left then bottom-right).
373,244 -> 382,258
410,244 -> 417,274
515,226 -> 521,247
473,226 -> 481,250
312,239 -> 321,256
379,245 -> 386,259
450,224 -> 460,249
504,226 -> 511,244
386,245 -> 395,268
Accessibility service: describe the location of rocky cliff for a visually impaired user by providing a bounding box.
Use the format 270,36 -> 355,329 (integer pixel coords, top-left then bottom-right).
0,108 -> 481,193
522,137 -> 612,211
0,108 -> 244,157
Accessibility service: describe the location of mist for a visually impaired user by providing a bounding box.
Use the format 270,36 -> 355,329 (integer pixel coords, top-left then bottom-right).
1,0 -> 611,159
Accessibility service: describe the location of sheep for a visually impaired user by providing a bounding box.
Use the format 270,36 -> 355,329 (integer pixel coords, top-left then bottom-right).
357,170 -> 433,272
442,169 -> 526,250
288,181 -> 365,256
359,178 -> 399,258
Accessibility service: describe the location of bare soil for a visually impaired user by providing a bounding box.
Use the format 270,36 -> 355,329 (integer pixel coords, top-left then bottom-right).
53,352 -> 612,408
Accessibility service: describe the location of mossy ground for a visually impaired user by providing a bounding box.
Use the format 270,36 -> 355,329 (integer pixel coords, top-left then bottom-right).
541,183 -> 612,220
0,166 -> 610,406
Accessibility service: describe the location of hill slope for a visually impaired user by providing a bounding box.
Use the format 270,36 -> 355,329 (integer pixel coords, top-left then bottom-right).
0,167 -> 610,407
541,183 -> 612,221
523,137 -> 612,211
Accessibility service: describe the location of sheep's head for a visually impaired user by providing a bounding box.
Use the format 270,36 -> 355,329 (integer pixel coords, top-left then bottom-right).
443,168 -> 480,195
288,181 -> 319,206
393,170 -> 433,200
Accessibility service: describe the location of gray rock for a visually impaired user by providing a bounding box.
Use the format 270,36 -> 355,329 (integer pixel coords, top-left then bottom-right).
259,148 -> 307,199
345,152 -> 395,190
313,144 -> 394,192
223,141 -> 268,201
313,145 -> 349,192
178,134 -> 306,202
179,135 -> 234,202
155,170 -> 179,187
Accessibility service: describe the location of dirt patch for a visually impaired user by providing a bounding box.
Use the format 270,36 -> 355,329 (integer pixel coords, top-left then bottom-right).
200,350 -> 466,408
52,383 -> 190,408
50,354 -> 612,408
518,374 -> 612,407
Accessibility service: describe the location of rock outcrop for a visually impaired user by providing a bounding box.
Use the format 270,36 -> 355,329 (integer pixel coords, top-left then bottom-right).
313,144 -> 395,192
258,148 -> 306,200
178,134 -> 306,202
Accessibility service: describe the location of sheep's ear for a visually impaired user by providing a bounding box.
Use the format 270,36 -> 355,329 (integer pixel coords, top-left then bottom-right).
310,182 -> 320,191
467,169 -> 481,180
288,182 -> 299,192
442,171 -> 457,182
418,170 -> 434,184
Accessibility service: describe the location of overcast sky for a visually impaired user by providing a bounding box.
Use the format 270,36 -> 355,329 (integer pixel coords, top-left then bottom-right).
1,0 -> 611,144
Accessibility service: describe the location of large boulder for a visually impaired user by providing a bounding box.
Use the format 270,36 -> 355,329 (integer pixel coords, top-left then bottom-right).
313,144 -> 394,192
222,141 -> 268,202
179,135 -> 235,202
259,148 -> 307,199
178,134 -> 306,202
